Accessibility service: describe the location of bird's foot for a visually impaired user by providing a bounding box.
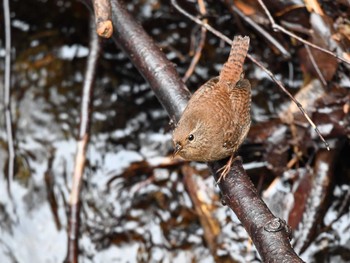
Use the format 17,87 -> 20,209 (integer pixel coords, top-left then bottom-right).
216,155 -> 236,183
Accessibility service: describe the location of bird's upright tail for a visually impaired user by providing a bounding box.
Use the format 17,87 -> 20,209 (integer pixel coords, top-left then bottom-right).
219,36 -> 250,85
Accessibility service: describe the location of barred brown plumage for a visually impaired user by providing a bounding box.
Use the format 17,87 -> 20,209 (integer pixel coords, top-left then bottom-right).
173,36 -> 251,182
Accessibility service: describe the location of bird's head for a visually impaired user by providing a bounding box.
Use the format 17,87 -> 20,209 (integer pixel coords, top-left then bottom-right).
172,116 -> 210,161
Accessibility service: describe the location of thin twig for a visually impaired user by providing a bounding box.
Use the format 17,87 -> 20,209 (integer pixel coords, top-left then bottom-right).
3,0 -> 15,196
248,55 -> 329,150
182,0 -> 207,82
171,0 -> 330,150
227,1 -> 291,59
305,44 -> 327,87
256,0 -> 350,66
65,16 -> 100,263
280,20 -> 311,35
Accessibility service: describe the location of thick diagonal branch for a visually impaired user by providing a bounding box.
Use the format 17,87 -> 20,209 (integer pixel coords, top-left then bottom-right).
83,0 -> 304,261
110,1 -> 191,122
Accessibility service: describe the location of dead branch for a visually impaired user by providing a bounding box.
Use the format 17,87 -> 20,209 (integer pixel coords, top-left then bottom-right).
93,0 -> 113,38
182,0 -> 207,82
3,0 -> 15,197
65,16 -> 100,263
305,44 -> 327,87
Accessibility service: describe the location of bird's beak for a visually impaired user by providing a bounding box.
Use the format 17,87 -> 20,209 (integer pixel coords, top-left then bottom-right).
173,143 -> 182,158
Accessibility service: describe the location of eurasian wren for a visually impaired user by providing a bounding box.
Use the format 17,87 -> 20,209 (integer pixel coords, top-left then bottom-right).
173,36 -> 251,182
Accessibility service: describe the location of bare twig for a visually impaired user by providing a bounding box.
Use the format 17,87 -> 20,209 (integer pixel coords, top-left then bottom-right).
248,55 -> 330,150
226,1 -> 291,59
171,0 -> 330,150
182,0 -> 207,82
256,0 -> 350,66
3,0 -> 15,196
65,16 -> 100,263
280,20 -> 311,35
305,44 -> 327,87
93,0 -> 113,38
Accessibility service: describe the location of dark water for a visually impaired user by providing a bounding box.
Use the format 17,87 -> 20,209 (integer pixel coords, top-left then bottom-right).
0,1 -> 349,262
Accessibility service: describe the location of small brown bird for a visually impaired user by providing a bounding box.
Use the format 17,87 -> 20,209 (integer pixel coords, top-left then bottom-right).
173,36 -> 251,182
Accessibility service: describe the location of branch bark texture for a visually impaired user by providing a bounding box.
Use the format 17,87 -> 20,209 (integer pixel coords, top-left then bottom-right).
84,0 -> 304,261
110,0 -> 191,122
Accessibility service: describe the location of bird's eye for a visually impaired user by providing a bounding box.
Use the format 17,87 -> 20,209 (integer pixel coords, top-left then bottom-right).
188,134 -> 194,141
